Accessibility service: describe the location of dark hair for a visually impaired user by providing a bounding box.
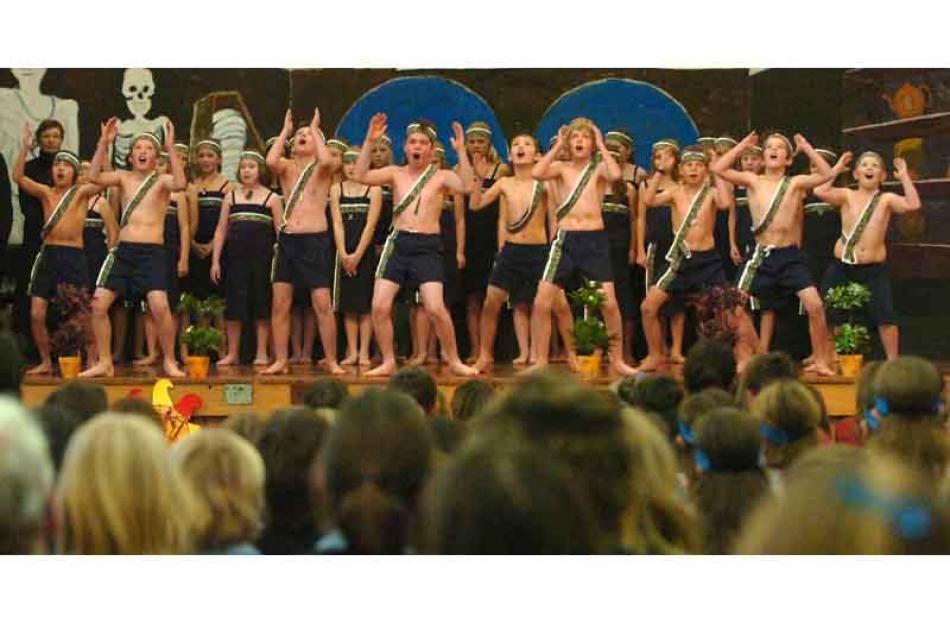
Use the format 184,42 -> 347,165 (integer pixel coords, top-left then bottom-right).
450,380 -> 494,422
223,411 -> 268,445
684,338 -> 737,393
110,397 -> 161,426
429,417 -> 465,455
0,333 -> 24,399
693,407 -> 768,553
256,407 -> 330,554
321,389 -> 431,554
35,119 -> 65,143
474,371 -> 630,546
874,356 -> 944,420
616,375 -> 684,441
738,352 -> 798,399
678,388 -> 737,444
423,443 -> 600,554
303,377 -> 350,410
389,367 -> 437,414
33,404 -> 82,472
44,381 -> 107,424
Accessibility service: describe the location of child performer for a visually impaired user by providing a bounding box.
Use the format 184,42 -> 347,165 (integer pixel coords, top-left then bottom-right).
188,139 -> 231,300
81,118 -> 188,378
211,151 -> 282,366
605,129 -> 648,185
815,153 -> 919,360
712,131 -> 846,376
80,160 -> 119,291
639,146 -> 759,371
353,115 -> 478,377
530,117 -> 637,376
13,126 -> 101,374
329,147 -> 382,365
470,133 -> 576,371
603,145 -> 640,363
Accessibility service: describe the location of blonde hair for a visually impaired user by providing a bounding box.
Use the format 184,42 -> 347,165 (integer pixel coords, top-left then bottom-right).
736,446 -> 950,554
567,117 -> 596,141
57,414 -> 195,554
171,429 -> 265,551
749,380 -> 821,470
619,408 -> 701,554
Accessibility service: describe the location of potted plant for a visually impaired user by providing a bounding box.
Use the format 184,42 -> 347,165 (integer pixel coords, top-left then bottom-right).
179,293 -> 226,358
182,325 -> 223,380
568,279 -> 610,380
824,282 -> 872,378
50,284 -> 91,379
690,284 -> 746,347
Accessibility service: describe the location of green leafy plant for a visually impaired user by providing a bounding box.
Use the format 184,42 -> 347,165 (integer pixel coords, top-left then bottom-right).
182,325 -> 223,357
825,282 -> 872,355
569,279 -> 610,356
180,293 -> 226,326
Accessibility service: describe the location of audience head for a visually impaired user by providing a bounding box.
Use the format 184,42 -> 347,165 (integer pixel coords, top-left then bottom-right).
389,367 -> 438,415
684,338 -> 737,393
615,374 -> 684,441
856,360 -> 884,436
56,414 -> 194,554
319,389 -> 432,554
223,411 -> 268,445
43,381 -> 107,423
110,397 -> 161,426
429,417 -> 465,457
750,380 -> 822,470
33,404 -> 81,473
423,443 -> 600,554
303,378 -> 350,410
0,397 -> 54,553
0,333 -> 24,399
737,352 -> 798,406
677,388 -> 736,449
451,379 -> 494,422
736,446 -> 950,554
171,428 -> 266,553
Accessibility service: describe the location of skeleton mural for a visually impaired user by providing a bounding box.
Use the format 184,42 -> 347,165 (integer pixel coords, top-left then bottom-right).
191,91 -> 261,180
113,68 -> 170,169
0,69 -> 79,244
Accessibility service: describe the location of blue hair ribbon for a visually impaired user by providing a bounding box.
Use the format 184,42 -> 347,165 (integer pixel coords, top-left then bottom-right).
678,421 -> 696,446
836,475 -> 932,540
693,448 -> 712,473
760,423 -> 790,446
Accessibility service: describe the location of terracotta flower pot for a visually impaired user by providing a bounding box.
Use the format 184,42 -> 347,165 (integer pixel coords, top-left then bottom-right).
838,354 -> 864,379
58,355 -> 81,379
576,352 -> 602,381
185,356 -> 211,380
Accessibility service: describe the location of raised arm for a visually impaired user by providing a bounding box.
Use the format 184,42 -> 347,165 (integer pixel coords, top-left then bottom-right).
533,127 -> 567,182
710,131 -> 759,188
469,175 -> 504,211
888,158 -> 922,214
267,110 -> 293,177
12,124 -> 49,200
813,152 -> 854,206
442,122 -> 475,194
712,167 -> 734,210
641,171 -> 676,208
792,134 -> 835,191
594,125 -> 622,183
353,113 -> 396,187
310,107 -> 334,173
163,120 -> 187,192
357,187 -> 383,263
89,118 -> 124,188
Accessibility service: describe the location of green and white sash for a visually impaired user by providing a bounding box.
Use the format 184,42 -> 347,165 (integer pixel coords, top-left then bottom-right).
840,191 -> 881,265
119,172 -> 159,228
392,164 -> 437,221
555,157 -> 598,221
280,161 -> 316,231
664,186 -> 711,263
506,181 -> 544,234
40,185 -> 79,240
751,176 -> 790,237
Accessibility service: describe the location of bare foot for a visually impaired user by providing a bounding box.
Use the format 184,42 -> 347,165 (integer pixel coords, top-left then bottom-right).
612,361 -> 640,377
261,359 -> 290,375
217,354 -> 239,366
133,354 -> 158,367
406,354 -> 427,366
521,361 -> 548,375
512,354 -> 529,365
163,359 -> 186,378
669,353 -> 686,365
802,355 -> 815,366
252,356 -> 270,366
79,360 -> 114,378
806,362 -> 836,378
324,361 -> 347,375
449,360 -> 479,377
550,352 -> 567,363
365,360 -> 397,377
358,355 -> 371,366
340,354 -> 359,365
637,356 -> 667,373
566,354 -> 579,373
473,356 -> 494,373
25,361 -> 52,375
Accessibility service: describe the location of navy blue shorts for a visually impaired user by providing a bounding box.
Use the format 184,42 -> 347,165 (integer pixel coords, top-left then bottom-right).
97,242 -> 167,302
821,259 -> 897,326
376,231 -> 443,287
655,248 -> 726,297
737,245 -> 814,302
542,229 -> 613,289
489,242 -> 549,304
272,231 -> 332,291
28,245 -> 90,300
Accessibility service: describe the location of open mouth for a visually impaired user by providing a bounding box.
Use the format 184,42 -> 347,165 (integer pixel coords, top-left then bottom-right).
411,153 -> 421,161
137,156 -> 147,165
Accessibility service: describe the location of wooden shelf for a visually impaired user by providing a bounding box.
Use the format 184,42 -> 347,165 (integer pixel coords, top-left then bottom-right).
844,68 -> 943,79
889,242 -> 950,279
847,178 -> 950,199
842,111 -> 950,141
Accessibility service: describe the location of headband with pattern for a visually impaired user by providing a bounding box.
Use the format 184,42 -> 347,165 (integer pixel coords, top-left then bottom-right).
406,122 -> 437,141
605,131 -> 633,148
195,139 -> 222,155
681,150 -> 708,163
652,140 -> 680,153
132,132 -> 162,150
53,150 -> 80,170
240,150 -> 266,165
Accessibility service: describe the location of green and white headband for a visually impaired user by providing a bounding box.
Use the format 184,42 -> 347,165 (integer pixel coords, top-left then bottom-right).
406,122 -> 437,141
240,150 -> 266,165
605,131 -> 633,148
715,137 -> 738,148
652,140 -> 680,153
681,150 -> 708,164
326,139 -> 348,153
465,124 -> 492,138
767,133 -> 794,155
697,136 -> 717,146
132,132 -> 162,150
53,150 -> 80,170
343,148 -> 360,161
195,139 -> 222,155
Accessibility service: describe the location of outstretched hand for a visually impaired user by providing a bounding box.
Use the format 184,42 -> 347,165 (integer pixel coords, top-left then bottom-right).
592,123 -> 606,150
310,107 -> 321,130
834,151 -> 854,173
556,125 -> 568,147
100,117 -> 120,142
450,121 -> 465,152
282,109 -> 294,135
740,131 -> 758,148
793,133 -> 811,155
894,157 -> 910,180
164,119 -> 176,149
21,123 -> 32,149
366,113 -> 387,143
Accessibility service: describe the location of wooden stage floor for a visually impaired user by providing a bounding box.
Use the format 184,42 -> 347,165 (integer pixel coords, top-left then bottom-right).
20,360 -> 877,419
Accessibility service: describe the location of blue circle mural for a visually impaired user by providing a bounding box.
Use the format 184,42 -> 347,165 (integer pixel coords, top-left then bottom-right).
536,78 -> 699,170
336,76 -> 508,167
